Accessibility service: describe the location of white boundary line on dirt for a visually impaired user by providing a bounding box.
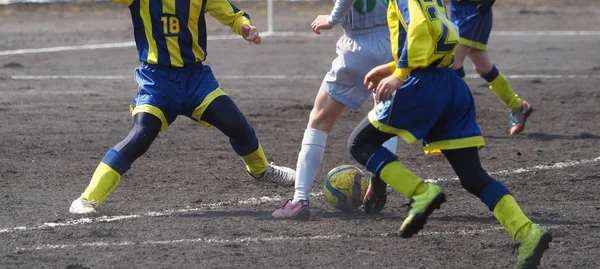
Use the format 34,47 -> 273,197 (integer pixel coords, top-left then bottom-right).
14,223 -> 588,252
2,155 -> 599,235
7,74 -> 599,81
1,30 -> 599,56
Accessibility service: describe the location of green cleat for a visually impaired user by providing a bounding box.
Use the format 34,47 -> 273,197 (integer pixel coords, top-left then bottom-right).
399,183 -> 446,238
514,224 -> 552,269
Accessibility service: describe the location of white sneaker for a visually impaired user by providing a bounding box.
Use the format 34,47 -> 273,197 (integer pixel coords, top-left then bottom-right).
69,198 -> 97,214
251,163 -> 295,187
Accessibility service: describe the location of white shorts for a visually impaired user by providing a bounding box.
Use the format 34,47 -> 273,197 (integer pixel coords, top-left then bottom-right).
321,26 -> 393,110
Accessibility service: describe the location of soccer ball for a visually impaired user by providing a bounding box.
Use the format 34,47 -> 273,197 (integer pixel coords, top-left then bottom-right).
323,165 -> 369,212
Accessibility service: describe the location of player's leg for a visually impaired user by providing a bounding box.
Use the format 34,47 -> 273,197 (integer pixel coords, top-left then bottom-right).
442,147 -> 552,268
69,113 -> 162,214
468,49 -> 533,135
198,94 -> 295,186
363,94 -> 399,214
349,72 -> 460,237
272,32 -> 397,219
70,65 -> 174,214
184,65 -> 294,187
348,117 -> 446,238
271,89 -> 345,220
452,44 -> 472,83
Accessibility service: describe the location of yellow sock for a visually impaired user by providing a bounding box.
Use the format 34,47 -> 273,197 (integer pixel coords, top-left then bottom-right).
379,161 -> 428,198
493,195 -> 533,242
81,162 -> 121,206
488,72 -> 523,112
241,145 -> 268,177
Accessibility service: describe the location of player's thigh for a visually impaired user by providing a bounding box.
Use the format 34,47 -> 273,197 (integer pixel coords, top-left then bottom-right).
182,65 -> 256,141
200,95 -> 256,141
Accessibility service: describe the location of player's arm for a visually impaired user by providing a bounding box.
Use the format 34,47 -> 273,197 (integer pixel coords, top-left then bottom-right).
328,0 -> 356,26
392,0 -> 432,81
312,0 -> 356,34
206,0 -> 261,44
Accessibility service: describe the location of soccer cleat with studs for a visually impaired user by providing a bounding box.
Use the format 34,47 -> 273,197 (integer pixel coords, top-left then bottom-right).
272,200 -> 311,220
362,176 -> 388,214
69,198 -> 97,214
250,162 -> 295,187
514,224 -> 552,269
509,100 -> 533,135
399,183 -> 446,238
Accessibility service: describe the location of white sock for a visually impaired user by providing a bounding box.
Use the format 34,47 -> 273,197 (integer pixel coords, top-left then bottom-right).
382,136 -> 398,155
292,128 -> 327,203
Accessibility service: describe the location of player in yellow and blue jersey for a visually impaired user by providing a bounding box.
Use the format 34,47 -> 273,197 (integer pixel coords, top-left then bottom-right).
69,0 -> 296,214
450,0 -> 533,135
348,0 -> 551,268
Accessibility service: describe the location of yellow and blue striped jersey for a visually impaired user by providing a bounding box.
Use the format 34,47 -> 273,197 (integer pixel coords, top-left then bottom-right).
111,0 -> 251,67
387,0 -> 459,80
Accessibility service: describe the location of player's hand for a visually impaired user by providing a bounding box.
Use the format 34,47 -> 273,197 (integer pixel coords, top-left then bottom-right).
311,15 -> 334,35
476,0 -> 495,15
241,24 -> 262,45
375,75 -> 403,103
364,64 -> 393,91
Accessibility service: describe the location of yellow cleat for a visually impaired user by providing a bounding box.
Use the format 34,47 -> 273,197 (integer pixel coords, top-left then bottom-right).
514,224 -> 552,269
399,183 -> 446,238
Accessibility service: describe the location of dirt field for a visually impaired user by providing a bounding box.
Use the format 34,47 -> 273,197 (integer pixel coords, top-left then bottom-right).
1,1 -> 600,268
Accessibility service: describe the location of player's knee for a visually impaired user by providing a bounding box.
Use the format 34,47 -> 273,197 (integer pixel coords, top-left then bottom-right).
117,124 -> 159,162
347,136 -> 372,165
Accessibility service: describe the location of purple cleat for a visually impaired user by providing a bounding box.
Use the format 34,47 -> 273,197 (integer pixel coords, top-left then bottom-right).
272,200 -> 311,220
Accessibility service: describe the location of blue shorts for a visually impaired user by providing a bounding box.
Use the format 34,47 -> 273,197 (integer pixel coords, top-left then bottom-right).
449,0 -> 493,51
368,68 -> 485,155
131,63 -> 227,131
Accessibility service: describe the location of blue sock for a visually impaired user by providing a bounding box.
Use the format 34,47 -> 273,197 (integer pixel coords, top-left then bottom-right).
101,147 -> 132,175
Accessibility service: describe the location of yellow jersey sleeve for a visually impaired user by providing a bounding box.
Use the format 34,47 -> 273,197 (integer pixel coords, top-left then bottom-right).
206,0 -> 252,35
110,0 -> 134,6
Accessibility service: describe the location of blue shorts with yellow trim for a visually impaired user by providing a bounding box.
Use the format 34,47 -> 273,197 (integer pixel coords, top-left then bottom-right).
132,63 -> 227,131
368,68 -> 485,155
450,0 -> 493,51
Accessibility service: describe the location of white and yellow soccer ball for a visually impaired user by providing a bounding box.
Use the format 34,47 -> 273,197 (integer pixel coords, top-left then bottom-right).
323,165 -> 369,212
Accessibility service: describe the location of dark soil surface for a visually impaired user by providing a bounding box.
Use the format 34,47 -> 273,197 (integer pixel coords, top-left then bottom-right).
1,1 -> 599,268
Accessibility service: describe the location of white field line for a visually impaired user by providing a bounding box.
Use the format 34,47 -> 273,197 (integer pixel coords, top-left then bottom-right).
8,74 -> 598,81
14,223 -> 589,252
1,155 -> 599,235
1,30 -> 598,56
